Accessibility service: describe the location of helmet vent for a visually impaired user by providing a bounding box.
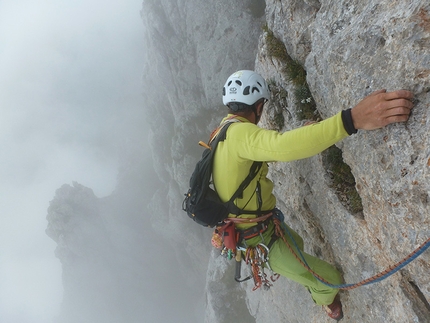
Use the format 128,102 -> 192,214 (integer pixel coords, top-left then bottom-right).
227,81 -> 232,86
243,86 -> 250,95
235,80 -> 242,86
252,87 -> 260,93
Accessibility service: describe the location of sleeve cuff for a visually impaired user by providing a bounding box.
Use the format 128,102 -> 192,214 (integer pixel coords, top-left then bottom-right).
341,109 -> 358,135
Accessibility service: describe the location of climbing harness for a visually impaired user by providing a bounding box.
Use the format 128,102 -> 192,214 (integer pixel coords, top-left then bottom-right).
214,213 -> 279,291
272,211 -> 430,290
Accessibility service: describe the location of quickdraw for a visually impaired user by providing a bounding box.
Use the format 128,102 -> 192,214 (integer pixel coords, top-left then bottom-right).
243,243 -> 280,291
220,242 -> 279,290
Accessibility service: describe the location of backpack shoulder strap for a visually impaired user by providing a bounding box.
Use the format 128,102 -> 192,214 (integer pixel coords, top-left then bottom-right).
210,120 -> 264,216
209,118 -> 241,147
225,161 -> 262,215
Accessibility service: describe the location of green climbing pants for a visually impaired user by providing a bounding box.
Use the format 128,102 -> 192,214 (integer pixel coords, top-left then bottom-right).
267,224 -> 342,306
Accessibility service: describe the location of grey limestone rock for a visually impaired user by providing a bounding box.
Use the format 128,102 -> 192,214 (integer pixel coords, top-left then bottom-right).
253,1 -> 430,322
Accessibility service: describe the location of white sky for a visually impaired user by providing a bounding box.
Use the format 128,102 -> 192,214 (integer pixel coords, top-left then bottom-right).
0,1 -> 145,322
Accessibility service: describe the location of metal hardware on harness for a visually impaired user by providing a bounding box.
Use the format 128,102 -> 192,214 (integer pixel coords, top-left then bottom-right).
241,243 -> 280,291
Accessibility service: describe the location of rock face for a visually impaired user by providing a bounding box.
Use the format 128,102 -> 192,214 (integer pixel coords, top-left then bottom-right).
252,1 -> 430,322
47,0 -> 430,322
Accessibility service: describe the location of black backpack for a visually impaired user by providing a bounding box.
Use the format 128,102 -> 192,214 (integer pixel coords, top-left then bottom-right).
182,121 -> 262,227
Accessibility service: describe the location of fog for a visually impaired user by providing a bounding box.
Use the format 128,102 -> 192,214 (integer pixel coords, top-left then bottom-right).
0,0 -> 268,321
0,1 -> 150,322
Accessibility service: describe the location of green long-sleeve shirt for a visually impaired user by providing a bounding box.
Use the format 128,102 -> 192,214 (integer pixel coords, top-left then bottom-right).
212,112 -> 349,229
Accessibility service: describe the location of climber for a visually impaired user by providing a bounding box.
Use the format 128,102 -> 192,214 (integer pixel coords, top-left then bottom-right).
212,70 -> 414,320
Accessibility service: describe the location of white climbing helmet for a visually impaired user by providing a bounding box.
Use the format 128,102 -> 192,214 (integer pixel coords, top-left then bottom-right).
222,70 -> 270,106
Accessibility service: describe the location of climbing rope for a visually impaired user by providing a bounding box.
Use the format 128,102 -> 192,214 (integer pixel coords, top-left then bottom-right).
273,218 -> 430,290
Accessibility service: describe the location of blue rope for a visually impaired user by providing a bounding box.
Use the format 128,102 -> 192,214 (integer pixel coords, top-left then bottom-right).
273,209 -> 430,290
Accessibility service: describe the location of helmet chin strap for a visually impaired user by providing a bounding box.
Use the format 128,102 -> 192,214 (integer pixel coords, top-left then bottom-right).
252,101 -> 265,124
252,105 -> 261,124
